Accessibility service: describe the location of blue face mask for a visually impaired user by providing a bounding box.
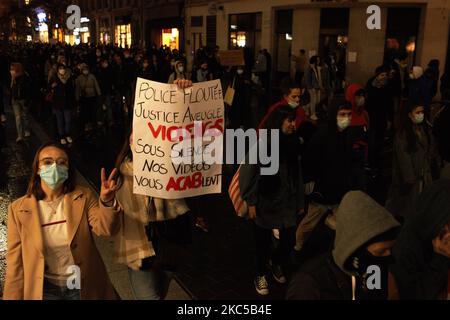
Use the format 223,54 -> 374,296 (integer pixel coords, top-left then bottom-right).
39,163 -> 69,190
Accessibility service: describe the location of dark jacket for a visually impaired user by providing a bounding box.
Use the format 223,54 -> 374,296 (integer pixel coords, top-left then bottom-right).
239,134 -> 305,229
386,126 -> 434,219
11,74 -> 31,102
50,73 -> 76,110
97,66 -> 114,95
366,76 -> 394,128
391,179 -> 450,300
409,76 -> 431,109
303,112 -> 354,205
433,104 -> 450,162
287,191 -> 400,300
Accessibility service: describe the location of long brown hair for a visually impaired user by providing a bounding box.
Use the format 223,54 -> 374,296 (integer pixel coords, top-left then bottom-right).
114,126 -> 133,189
26,142 -> 76,200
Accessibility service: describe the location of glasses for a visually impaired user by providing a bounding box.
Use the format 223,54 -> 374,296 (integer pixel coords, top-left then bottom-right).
39,157 -> 69,167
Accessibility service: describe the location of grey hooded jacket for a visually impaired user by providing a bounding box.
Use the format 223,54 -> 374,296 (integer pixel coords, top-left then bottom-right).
287,191 -> 400,300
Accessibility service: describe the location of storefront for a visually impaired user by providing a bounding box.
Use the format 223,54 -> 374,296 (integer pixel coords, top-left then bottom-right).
36,11 -> 49,43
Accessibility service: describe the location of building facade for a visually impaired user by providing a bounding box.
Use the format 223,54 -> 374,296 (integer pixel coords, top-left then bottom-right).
74,0 -> 184,49
184,0 -> 450,96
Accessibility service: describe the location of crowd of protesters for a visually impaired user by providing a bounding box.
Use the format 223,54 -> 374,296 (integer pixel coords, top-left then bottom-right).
1,39 -> 450,300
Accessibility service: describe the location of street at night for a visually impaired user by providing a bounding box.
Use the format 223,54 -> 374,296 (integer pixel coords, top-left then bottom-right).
0,0 -> 450,309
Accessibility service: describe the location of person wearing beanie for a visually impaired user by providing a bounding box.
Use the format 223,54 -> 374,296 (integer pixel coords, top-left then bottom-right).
391,179 -> 450,300
287,191 -> 400,300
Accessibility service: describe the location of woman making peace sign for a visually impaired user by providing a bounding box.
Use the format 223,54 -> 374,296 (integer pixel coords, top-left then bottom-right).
4,142 -> 122,300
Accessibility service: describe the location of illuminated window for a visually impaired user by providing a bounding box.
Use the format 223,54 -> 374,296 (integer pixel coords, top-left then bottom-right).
25,0 -> 30,5
236,32 -> 246,47
161,28 -> 179,50
115,24 -> 131,48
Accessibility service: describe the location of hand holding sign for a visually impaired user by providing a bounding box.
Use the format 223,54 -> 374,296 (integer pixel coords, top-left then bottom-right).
174,79 -> 193,90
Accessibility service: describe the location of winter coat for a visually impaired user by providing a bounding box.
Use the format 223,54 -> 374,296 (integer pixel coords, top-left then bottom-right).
386,126 -> 434,219
75,73 -> 101,100
391,179 -> 450,300
50,73 -> 76,110
239,134 -> 305,229
304,65 -> 331,91
11,74 -> 31,102
365,76 -> 394,130
3,187 -> 121,300
303,121 -> 354,205
287,191 -> 400,300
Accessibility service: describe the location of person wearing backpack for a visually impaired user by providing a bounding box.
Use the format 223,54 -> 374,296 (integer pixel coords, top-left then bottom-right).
240,105 -> 305,296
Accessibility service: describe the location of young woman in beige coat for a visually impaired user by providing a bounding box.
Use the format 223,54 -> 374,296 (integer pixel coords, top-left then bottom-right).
4,142 -> 121,300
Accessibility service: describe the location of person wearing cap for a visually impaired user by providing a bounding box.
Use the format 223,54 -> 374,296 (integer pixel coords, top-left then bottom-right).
391,179 -> 450,300
287,190 -> 401,300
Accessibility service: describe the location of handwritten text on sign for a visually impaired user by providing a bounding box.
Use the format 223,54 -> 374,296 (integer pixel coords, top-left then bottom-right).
133,78 -> 224,199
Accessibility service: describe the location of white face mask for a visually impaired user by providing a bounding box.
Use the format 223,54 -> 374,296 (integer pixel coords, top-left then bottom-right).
58,69 -> 66,75
177,66 -> 184,73
337,116 -> 351,130
288,101 -> 299,109
82,70 -> 89,75
412,113 -> 424,124
237,69 -> 244,75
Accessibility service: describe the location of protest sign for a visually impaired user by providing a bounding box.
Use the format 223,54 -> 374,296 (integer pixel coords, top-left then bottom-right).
132,78 -> 224,199
218,50 -> 245,66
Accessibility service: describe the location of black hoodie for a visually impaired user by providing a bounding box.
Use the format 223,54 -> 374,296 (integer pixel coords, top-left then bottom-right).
303,101 -> 353,204
391,179 -> 450,299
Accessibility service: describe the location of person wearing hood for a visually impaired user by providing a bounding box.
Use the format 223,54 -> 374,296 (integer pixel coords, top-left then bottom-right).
295,98 -> 355,252
168,60 -> 187,84
366,65 -> 393,177
75,64 -> 101,133
240,106 -> 305,296
408,66 -> 431,113
49,64 -> 75,145
391,179 -> 450,300
287,191 -> 400,300
196,61 -> 213,83
346,83 -> 370,191
386,100 -> 437,220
